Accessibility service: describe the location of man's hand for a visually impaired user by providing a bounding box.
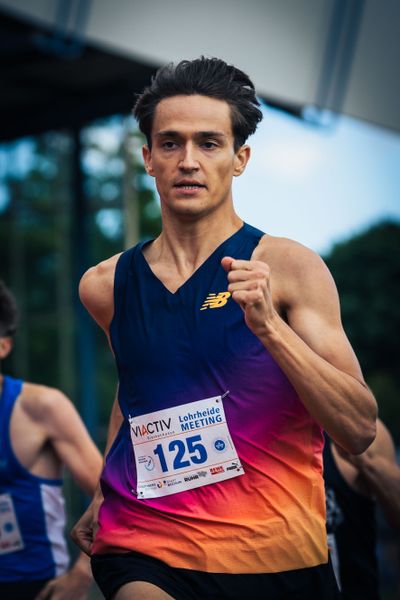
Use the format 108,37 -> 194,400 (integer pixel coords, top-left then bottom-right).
35,557 -> 92,600
221,256 -> 277,336
71,498 -> 101,556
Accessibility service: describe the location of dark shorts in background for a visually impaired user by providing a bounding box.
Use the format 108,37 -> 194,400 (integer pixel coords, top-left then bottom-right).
91,551 -> 340,600
0,580 -> 49,600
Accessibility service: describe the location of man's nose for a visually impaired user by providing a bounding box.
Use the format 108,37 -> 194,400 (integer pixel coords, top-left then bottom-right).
178,144 -> 199,170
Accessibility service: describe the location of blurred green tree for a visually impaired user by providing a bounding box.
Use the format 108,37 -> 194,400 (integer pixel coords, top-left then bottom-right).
0,116 -> 161,443
324,220 -> 400,442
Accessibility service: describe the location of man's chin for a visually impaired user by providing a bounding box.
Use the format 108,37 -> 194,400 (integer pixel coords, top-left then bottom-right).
168,203 -> 215,222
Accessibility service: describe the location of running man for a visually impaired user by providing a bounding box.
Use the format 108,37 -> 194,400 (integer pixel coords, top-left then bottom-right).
72,57 -> 377,599
0,280 -> 103,599
325,418 -> 400,598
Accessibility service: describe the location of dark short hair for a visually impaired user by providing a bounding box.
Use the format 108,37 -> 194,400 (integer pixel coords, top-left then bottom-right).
133,57 -> 263,151
0,280 -> 19,337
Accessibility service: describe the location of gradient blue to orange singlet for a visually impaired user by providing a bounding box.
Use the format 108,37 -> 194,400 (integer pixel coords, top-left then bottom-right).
93,223 -> 328,574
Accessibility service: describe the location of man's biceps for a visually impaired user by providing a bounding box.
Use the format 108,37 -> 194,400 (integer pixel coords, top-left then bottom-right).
292,311 -> 363,372
48,421 -> 82,452
288,307 -> 341,347
318,334 -> 365,377
53,435 -> 91,467
60,448 -> 100,487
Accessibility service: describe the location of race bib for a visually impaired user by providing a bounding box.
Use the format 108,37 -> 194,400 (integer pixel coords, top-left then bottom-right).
129,394 -> 244,499
0,493 -> 24,554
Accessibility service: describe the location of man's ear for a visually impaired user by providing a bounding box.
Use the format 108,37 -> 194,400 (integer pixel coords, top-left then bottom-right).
142,145 -> 154,176
0,337 -> 13,360
233,144 -> 251,177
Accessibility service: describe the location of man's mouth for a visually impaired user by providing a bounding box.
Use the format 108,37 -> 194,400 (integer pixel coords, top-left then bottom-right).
174,181 -> 206,190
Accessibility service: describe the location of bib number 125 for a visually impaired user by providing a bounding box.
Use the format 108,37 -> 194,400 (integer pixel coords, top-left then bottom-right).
153,434 -> 208,473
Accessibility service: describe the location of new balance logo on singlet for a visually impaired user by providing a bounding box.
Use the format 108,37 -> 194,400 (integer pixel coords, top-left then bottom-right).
200,292 -> 231,310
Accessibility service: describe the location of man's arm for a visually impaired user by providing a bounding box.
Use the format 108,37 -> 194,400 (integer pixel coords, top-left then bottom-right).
70,255 -> 122,556
31,388 -> 102,493
222,240 -> 377,454
71,393 -> 124,555
336,420 -> 400,530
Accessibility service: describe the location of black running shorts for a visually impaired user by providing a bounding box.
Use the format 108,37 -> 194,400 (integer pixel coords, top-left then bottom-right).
91,551 -> 340,600
0,580 -> 49,600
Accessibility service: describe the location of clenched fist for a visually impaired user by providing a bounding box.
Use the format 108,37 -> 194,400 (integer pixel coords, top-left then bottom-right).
221,256 -> 278,337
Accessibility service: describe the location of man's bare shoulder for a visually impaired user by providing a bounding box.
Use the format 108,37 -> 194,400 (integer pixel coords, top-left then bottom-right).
79,253 -> 122,331
79,253 -> 121,305
254,233 -> 323,270
253,234 -> 335,302
18,382 -> 70,424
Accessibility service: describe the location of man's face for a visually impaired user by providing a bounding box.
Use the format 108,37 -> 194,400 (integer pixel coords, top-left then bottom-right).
143,95 -> 250,220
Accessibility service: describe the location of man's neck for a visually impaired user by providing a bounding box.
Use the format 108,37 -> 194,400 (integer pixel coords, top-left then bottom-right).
147,212 -> 243,274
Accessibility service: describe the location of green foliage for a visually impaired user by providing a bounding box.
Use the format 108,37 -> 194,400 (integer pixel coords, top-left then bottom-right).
324,220 -> 400,441
0,117 -> 161,450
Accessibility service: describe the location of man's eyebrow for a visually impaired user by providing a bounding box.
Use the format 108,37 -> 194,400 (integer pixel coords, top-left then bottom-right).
156,130 -> 180,138
155,130 -> 227,138
195,131 -> 227,138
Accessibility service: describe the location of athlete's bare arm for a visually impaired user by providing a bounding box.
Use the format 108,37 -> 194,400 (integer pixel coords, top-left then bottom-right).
71,392 -> 124,556
222,235 -> 377,454
13,384 -> 102,492
71,255 -> 124,556
334,419 -> 400,530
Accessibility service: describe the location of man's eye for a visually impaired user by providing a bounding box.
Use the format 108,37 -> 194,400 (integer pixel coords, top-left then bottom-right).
202,142 -> 217,149
162,141 -> 177,149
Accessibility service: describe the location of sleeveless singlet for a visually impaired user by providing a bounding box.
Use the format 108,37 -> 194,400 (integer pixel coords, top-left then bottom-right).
93,223 -> 328,574
324,437 -> 379,599
0,375 -> 69,582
